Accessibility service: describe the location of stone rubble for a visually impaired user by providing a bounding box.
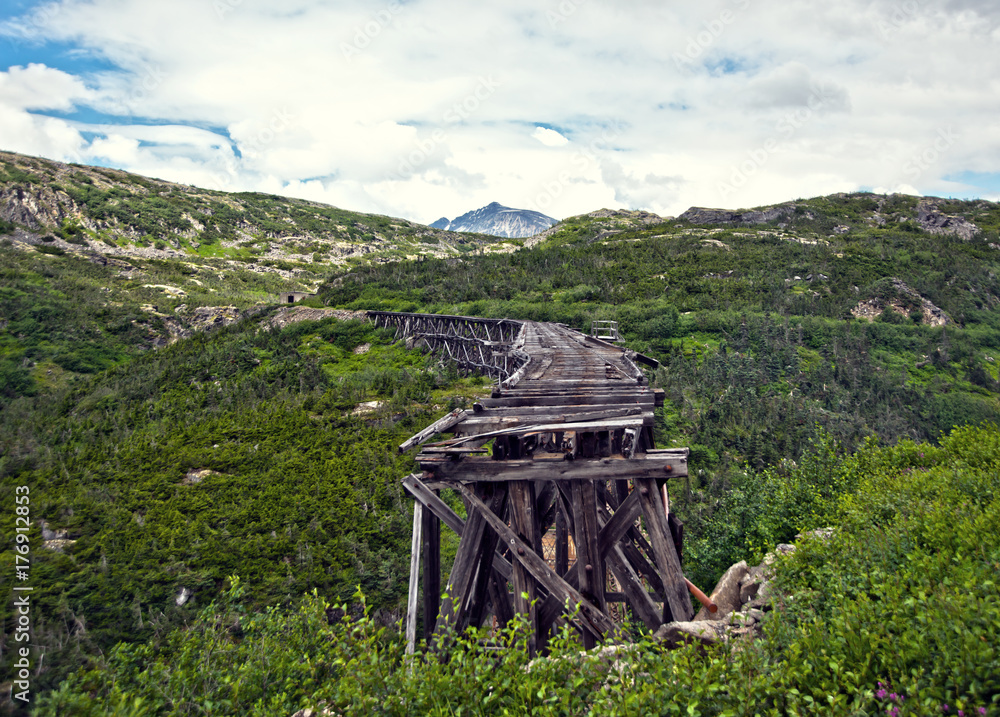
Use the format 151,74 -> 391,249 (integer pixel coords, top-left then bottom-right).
654,528 -> 834,649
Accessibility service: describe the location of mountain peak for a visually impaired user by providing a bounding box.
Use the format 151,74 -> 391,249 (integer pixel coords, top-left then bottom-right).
431,202 -> 556,239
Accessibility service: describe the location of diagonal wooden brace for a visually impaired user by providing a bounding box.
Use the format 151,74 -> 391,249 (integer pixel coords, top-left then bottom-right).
636,478 -> 693,622
457,483 -> 619,640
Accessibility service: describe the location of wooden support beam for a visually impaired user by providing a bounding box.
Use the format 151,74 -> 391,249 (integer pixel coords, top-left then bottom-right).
436,484 -> 509,634
570,481 -> 605,648
636,479 -> 693,623
400,409 -> 467,453
455,412 -> 654,436
424,417 -> 647,449
467,402 -> 654,419
482,393 -> 655,409
457,484 -> 618,640
405,503 -> 422,656
596,487 -> 642,559
606,543 -> 662,632
555,504 -> 569,578
422,500 -> 441,642
509,481 -> 543,654
402,473 -> 514,580
421,452 -> 687,483
465,485 -> 508,632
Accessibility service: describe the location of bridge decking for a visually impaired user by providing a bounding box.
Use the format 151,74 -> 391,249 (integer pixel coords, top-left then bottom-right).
377,312 -> 692,653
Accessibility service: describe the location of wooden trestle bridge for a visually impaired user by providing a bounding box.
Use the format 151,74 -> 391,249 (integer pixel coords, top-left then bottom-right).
370,311 -> 696,654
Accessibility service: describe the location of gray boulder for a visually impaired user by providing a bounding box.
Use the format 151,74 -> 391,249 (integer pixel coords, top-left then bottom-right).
694,560 -> 748,621
654,620 -> 727,648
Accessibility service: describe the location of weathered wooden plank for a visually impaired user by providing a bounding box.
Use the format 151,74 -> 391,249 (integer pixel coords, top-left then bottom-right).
402,473 -> 465,536
482,393 -> 655,409
465,485 -> 508,632
405,503 -> 422,655
636,478 -> 693,622
400,409 -> 467,453
438,484 -> 510,633
422,501 -> 441,642
468,402 -> 655,418
509,481 -> 542,653
421,453 -> 687,483
458,484 -> 618,640
596,487 -> 642,559
555,504 -> 569,578
423,418 -> 646,449
486,570 -> 515,629
495,386 -> 654,397
606,543 -> 662,631
570,481 -> 605,650
435,500 -> 488,633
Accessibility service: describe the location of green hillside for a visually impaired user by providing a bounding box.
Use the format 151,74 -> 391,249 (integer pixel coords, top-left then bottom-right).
2,156 -> 1000,714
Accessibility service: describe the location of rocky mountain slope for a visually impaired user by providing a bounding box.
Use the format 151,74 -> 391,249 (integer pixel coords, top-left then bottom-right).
430,201 -> 557,238
0,150 -> 511,279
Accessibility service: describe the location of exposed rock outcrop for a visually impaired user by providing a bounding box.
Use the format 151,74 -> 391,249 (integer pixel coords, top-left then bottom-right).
693,561 -> 748,622
916,201 -> 979,240
678,205 -> 792,226
265,307 -> 368,330
851,278 -> 951,326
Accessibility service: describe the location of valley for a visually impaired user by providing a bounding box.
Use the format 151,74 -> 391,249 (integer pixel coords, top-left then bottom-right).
2,152 -> 999,715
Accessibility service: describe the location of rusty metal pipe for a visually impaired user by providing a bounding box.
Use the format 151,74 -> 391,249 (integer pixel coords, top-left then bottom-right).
684,578 -> 717,614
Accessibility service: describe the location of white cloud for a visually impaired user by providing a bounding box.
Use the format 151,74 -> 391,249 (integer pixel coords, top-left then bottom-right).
0,62 -> 90,110
0,0 -> 998,221
532,127 -> 569,147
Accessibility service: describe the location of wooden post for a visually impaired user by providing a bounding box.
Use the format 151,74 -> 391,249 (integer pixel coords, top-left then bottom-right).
509,481 -> 542,654
636,478 -> 693,623
570,480 -> 605,649
555,504 -> 568,578
406,503 -> 423,656
422,498 -> 441,642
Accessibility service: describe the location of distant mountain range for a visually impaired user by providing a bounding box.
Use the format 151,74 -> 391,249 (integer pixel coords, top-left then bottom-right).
430,202 -> 558,238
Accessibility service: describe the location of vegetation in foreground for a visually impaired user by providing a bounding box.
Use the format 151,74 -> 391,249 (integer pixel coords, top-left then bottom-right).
4,183 -> 1000,713
35,425 -> 1000,716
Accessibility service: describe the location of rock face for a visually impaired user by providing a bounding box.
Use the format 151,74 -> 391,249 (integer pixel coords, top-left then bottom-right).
917,201 -> 979,240
265,307 -> 368,330
432,202 -> 557,238
850,278 -> 951,327
678,205 -> 792,226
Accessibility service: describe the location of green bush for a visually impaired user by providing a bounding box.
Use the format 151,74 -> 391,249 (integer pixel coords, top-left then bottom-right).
35,244 -> 65,256
32,426 -> 1000,716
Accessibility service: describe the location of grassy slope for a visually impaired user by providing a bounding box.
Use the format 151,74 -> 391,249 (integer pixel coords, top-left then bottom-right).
4,185 -> 1000,712
0,312 -> 483,700
35,425 -> 1000,716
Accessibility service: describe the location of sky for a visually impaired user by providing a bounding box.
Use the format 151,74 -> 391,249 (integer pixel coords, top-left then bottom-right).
1,0 -> 999,225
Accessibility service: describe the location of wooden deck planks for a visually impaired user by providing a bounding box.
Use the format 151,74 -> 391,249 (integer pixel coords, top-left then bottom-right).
395,316 -> 693,652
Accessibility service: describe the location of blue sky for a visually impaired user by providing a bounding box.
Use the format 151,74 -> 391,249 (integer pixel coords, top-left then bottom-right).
1,0 -> 999,223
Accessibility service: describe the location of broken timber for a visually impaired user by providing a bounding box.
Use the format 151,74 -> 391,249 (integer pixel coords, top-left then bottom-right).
392,315 -> 692,654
